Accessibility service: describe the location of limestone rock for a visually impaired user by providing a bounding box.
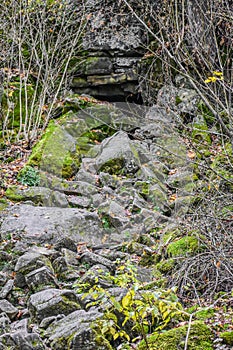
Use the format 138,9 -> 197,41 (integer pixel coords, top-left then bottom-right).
28,288 -> 80,322
25,266 -> 58,292
0,300 -> 18,320
95,131 -> 141,175
1,205 -> 105,247
46,309 -> 104,350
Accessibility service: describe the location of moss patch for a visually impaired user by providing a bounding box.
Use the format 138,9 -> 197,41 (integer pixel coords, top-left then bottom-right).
195,308 -> 215,320
155,258 -> 176,274
26,105 -> 118,179
28,120 -> 81,179
5,186 -> 25,202
138,321 -> 214,350
99,158 -> 125,175
0,198 -> 8,211
28,120 -> 58,167
220,331 -> 233,345
167,236 -> 199,257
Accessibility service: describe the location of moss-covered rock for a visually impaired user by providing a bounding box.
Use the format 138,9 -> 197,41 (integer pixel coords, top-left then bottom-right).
28,119 -> 81,179
220,331 -> 233,345
99,157 -> 125,175
25,103 -> 124,179
77,105 -> 113,129
5,185 -> 68,207
5,186 -> 25,202
138,321 -> 214,350
155,258 -> 176,274
0,198 -> 8,211
158,135 -> 188,168
167,235 -> 199,257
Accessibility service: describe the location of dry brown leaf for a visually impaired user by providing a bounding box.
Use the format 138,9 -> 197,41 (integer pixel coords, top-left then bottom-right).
169,194 -> 177,202
169,168 -> 178,175
187,150 -> 196,159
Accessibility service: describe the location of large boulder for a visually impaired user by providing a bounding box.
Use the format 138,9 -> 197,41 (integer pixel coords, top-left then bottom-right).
45,309 -> 105,350
28,288 -> 80,322
0,205 -> 104,246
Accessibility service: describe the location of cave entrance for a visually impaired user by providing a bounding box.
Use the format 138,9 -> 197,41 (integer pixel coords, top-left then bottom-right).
96,91 -> 143,104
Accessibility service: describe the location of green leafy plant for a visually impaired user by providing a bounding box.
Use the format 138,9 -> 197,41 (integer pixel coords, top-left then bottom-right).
17,166 -> 40,186
80,262 -> 184,349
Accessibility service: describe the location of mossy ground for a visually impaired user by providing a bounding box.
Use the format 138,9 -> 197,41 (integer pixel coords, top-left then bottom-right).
138,321 -> 214,350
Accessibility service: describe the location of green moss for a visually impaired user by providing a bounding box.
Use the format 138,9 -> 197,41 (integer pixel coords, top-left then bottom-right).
161,229 -> 180,245
2,82 -> 35,121
192,122 -> 211,144
0,198 -> 8,211
61,295 -> 81,311
185,305 -> 215,321
136,181 -> 150,196
167,236 -> 199,257
5,186 -> 25,202
28,120 -> 58,166
82,125 -> 116,145
195,308 -> 215,320
130,244 -> 160,266
100,158 -> 125,175
155,258 -> 176,273
138,321 -> 214,350
62,148 -> 81,179
28,120 -> 81,179
27,104 -> 119,179
220,331 -> 233,345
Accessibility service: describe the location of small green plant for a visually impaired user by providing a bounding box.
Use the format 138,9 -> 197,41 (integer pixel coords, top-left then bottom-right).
80,261 -> 184,348
175,95 -> 182,105
17,166 -> 40,186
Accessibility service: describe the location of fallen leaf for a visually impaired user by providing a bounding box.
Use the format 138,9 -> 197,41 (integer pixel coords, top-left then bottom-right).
169,194 -> 177,202
187,150 -> 196,159
169,168 -> 178,175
